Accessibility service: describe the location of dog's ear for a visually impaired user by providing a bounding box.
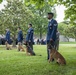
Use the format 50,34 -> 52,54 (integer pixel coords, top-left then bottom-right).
48,44 -> 53,49
50,44 -> 55,50
50,44 -> 54,49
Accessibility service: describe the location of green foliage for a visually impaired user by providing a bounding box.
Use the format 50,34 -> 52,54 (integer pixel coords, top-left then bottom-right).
58,0 -> 76,40
58,22 -> 70,38
0,0 -> 2,3
25,0 -> 57,38
0,0 -> 33,36
69,25 -> 76,39
31,0 -> 76,39
31,15 -> 48,34
0,45 -> 76,75
64,4 -> 76,25
0,0 -> 57,39
25,0 -> 58,7
58,22 -> 76,40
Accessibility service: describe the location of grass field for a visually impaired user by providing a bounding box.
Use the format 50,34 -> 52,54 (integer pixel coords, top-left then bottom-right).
60,42 -> 76,44
0,44 -> 76,75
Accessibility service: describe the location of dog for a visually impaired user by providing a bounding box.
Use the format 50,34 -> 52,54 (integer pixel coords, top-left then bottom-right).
18,43 -> 25,52
5,42 -> 12,50
24,41 -> 35,56
48,44 -> 66,65
25,45 -> 36,56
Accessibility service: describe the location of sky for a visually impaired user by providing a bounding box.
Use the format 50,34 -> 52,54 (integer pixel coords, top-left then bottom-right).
0,0 -> 65,23
0,0 -> 7,10
55,5 -> 65,23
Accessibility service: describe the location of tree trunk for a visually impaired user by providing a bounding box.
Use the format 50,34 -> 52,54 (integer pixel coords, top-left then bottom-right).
75,38 -> 76,42
66,37 -> 69,42
39,9 -> 43,39
67,38 -> 69,42
12,34 -> 17,47
40,29 -> 42,39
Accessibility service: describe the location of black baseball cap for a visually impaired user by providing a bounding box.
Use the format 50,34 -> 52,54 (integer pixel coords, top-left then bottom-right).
48,12 -> 54,17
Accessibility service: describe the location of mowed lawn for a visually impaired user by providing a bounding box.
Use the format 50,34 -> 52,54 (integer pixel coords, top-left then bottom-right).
0,44 -> 76,75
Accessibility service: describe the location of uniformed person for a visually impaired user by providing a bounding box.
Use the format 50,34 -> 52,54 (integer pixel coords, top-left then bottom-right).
17,27 -> 23,51
5,29 -> 11,44
25,24 -> 35,55
46,12 -> 58,60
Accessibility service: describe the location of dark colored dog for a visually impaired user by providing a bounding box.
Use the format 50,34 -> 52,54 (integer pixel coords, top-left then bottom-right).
24,41 -> 35,56
48,44 -> 66,65
26,45 -> 35,56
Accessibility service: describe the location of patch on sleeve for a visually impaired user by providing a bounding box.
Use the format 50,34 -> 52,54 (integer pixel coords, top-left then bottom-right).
54,24 -> 57,26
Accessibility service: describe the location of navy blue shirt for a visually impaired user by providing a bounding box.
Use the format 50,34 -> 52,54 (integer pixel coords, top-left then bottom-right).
46,19 -> 58,42
26,27 -> 34,42
6,31 -> 10,44
17,30 -> 23,42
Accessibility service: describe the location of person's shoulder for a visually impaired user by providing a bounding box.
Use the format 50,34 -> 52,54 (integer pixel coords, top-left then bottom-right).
30,28 -> 34,31
52,19 -> 58,27
8,30 -> 10,32
52,20 -> 58,26
18,30 -> 22,34
52,19 -> 57,23
20,30 -> 22,32
8,31 -> 10,34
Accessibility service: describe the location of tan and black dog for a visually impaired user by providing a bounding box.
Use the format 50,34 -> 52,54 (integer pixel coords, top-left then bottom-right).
18,43 -> 25,52
48,44 -> 66,65
5,42 -> 12,50
25,45 -> 35,56
24,41 -> 35,56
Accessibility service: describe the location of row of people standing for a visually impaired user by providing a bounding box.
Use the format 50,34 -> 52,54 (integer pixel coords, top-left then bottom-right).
17,24 -> 34,54
5,24 -> 35,55
5,12 -> 59,59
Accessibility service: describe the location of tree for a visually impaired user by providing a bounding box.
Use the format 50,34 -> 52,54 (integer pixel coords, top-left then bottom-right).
24,0 -> 57,39
0,0 -> 33,46
0,0 -> 57,40
69,25 -> 76,41
24,0 -> 76,41
58,22 -> 76,42
57,0 -> 76,41
0,0 -> 2,3
58,0 -> 76,24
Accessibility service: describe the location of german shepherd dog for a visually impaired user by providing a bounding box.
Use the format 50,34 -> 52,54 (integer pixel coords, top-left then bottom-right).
24,41 -> 35,56
5,42 -> 12,50
26,44 -> 35,56
18,43 -> 25,52
48,44 -> 66,65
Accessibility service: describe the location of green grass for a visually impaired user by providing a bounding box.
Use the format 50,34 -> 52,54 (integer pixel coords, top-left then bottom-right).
0,44 -> 76,75
60,42 -> 76,44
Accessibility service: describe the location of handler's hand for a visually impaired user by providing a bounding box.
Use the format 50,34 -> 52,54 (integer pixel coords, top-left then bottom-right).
29,40 -> 31,42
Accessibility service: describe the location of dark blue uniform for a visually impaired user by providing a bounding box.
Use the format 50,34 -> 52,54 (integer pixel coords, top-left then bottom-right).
25,27 -> 34,52
6,31 -> 11,44
46,19 -> 58,60
26,28 -> 34,42
17,30 -> 23,42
